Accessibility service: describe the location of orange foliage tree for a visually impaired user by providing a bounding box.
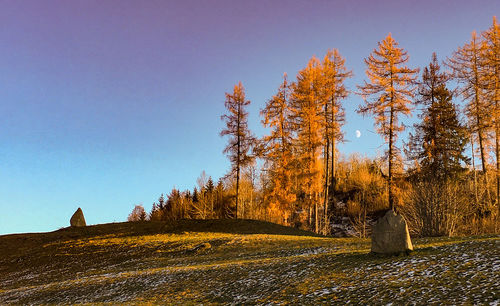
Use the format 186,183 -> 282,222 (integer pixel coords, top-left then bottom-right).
260,73 -> 296,225
320,49 -> 353,232
482,16 -> 500,210
291,57 -> 324,232
357,34 -> 418,210
220,82 -> 255,218
448,31 -> 493,208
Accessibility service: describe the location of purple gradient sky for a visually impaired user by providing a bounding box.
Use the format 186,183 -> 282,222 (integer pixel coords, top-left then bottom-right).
1,1 -> 498,234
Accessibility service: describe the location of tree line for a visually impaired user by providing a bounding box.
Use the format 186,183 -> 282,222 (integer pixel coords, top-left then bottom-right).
130,17 -> 499,237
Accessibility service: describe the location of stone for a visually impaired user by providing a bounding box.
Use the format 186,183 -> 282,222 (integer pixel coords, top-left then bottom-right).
371,210 -> 413,254
70,207 -> 86,227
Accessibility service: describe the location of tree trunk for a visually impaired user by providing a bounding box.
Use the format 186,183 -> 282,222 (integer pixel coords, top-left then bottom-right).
308,201 -> 312,229
331,98 -> 337,214
236,100 -> 241,219
496,65 -> 500,213
495,87 -> 500,212
363,192 -> 367,238
323,138 -> 329,235
496,120 -> 499,211
388,107 -> 395,210
315,193 -> 319,233
473,52 -> 492,209
472,137 -> 479,206
388,72 -> 395,211
331,139 -> 336,199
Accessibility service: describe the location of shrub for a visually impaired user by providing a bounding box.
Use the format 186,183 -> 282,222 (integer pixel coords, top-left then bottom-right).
403,179 -> 472,237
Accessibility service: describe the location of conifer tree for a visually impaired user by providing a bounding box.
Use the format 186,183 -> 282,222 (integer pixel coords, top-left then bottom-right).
357,34 -> 418,210
291,57 -> 323,232
220,82 -> 255,218
482,16 -> 500,209
261,73 -> 296,224
214,179 -> 226,218
320,49 -> 353,231
448,31 -> 492,206
408,54 -> 469,179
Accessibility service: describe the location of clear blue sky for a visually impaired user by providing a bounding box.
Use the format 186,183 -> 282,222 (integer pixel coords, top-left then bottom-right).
1,0 -> 498,234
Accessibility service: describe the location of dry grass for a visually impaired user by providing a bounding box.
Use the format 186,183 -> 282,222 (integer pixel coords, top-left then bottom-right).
0,220 -> 498,304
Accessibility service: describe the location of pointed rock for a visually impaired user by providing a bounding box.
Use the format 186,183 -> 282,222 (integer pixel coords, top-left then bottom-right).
371,210 -> 413,254
70,207 -> 86,227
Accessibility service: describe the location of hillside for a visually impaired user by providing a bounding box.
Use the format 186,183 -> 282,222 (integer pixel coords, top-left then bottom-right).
0,220 -> 498,304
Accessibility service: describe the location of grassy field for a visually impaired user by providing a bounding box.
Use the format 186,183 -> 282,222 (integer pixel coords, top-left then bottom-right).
0,219 -> 498,304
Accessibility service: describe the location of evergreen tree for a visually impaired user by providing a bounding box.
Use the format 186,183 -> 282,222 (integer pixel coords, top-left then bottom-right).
214,179 -> 226,218
408,54 -> 469,179
192,187 -> 199,204
220,82 -> 255,218
149,202 -> 160,221
357,33 -> 419,210
206,176 -> 215,218
206,176 -> 215,192
165,188 -> 182,220
158,194 -> 165,210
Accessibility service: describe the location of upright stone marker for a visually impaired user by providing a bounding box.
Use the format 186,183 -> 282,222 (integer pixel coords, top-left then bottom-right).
70,207 -> 86,227
371,210 -> 413,254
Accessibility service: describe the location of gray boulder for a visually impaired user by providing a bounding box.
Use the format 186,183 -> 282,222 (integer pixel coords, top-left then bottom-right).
371,210 -> 413,254
70,207 -> 86,227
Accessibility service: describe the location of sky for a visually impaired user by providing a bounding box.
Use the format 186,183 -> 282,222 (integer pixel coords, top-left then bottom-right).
0,0 -> 498,234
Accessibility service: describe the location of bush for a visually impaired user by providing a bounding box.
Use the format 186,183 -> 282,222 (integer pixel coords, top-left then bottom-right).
403,179 -> 472,237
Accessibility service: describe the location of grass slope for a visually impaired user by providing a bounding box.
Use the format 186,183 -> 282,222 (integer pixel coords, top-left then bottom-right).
0,219 -> 498,304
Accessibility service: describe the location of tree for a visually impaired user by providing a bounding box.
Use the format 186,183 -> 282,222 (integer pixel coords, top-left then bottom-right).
482,16 -> 500,210
320,49 -> 353,233
220,82 -> 255,218
194,171 -> 209,218
128,204 -> 146,222
407,53 -> 469,179
260,73 -> 296,224
357,33 -> 419,210
448,31 -> 493,207
291,57 -> 323,232
206,176 -> 215,218
149,194 -> 166,221
164,188 -> 183,220
192,171 -> 216,219
214,179 -> 228,218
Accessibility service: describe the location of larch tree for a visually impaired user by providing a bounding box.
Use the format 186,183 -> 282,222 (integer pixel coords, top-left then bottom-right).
291,57 -> 323,232
220,82 -> 255,219
408,53 -> 469,179
482,16 -> 500,210
448,31 -> 493,208
320,49 -> 353,233
357,33 -> 418,210
260,73 -> 296,224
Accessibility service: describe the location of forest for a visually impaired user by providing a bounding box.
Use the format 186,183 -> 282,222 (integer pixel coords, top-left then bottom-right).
128,17 -> 499,238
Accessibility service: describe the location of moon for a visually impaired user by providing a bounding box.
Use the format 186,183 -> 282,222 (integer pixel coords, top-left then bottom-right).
355,130 -> 361,138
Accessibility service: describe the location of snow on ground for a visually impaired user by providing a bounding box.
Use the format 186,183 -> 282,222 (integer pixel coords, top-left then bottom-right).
0,233 -> 498,304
